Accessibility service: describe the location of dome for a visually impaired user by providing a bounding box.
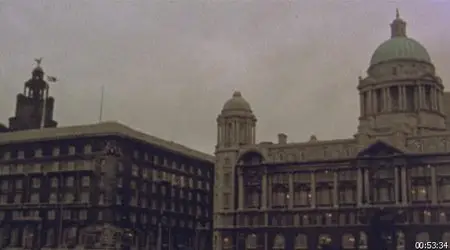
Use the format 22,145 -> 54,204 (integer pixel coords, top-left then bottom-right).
222,91 -> 252,112
370,37 -> 431,66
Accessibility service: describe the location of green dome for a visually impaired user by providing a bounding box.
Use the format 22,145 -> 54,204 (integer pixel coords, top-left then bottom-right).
370,37 -> 431,66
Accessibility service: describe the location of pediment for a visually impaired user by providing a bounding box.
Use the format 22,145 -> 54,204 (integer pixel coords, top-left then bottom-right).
357,140 -> 404,157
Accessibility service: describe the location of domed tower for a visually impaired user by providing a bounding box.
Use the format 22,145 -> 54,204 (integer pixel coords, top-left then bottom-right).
216,91 -> 256,148
357,9 -> 445,136
213,91 -> 256,250
8,59 -> 58,131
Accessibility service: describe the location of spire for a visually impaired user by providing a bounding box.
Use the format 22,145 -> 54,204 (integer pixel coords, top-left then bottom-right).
390,8 -> 407,38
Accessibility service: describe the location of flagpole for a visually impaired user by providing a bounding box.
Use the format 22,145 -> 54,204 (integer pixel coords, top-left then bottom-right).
99,85 -> 105,122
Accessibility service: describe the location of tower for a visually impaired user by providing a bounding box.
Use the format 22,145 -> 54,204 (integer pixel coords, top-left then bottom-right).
8,59 -> 58,131
213,91 -> 256,250
357,9 -> 445,137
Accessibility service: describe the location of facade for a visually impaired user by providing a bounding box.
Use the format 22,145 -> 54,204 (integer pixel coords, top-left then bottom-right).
213,11 -> 450,250
0,64 -> 214,249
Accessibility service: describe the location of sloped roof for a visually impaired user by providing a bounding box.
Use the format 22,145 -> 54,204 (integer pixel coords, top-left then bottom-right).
0,121 -> 214,163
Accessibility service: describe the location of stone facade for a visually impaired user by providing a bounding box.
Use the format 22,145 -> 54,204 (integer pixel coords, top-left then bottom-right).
213,12 -> 450,250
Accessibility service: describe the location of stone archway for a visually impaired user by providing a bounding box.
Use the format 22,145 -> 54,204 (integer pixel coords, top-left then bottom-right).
342,234 -> 355,249
272,234 -> 285,249
246,233 -> 257,249
294,234 -> 307,250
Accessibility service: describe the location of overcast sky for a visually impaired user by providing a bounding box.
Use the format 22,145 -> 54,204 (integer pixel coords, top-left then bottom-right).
1,1 -> 450,154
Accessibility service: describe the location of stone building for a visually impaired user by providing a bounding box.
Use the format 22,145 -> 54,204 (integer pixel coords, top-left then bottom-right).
213,11 -> 450,250
0,64 -> 214,249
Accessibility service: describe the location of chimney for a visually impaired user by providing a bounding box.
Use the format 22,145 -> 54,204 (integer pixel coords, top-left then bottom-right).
277,133 -> 287,144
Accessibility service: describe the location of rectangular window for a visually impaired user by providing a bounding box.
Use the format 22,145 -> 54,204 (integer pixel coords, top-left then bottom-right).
223,193 -> 230,209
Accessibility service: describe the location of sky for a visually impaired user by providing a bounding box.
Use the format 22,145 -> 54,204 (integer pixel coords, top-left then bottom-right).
1,1 -> 450,154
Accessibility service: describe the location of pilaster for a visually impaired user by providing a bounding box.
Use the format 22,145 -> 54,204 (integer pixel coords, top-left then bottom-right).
310,172 -> 316,208
333,172 -> 338,207
288,173 -> 294,209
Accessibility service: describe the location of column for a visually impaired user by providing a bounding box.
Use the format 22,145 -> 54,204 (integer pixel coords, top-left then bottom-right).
264,233 -> 268,250
386,87 -> 391,111
357,168 -> 363,205
438,91 -> 443,112
261,172 -> 268,209
364,169 -> 370,204
401,167 -> 408,204
401,86 -> 406,110
368,90 -> 373,114
434,88 -> 439,111
310,172 -> 316,208
394,167 -> 400,204
383,88 -> 388,112
414,85 -> 420,111
373,90 -> 378,113
431,166 -> 438,204
238,172 -> 244,210
418,85 -> 424,109
360,93 -> 364,116
288,173 -> 294,209
333,172 -> 338,207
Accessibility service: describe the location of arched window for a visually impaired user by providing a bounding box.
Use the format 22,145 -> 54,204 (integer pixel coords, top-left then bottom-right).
442,232 -> 450,243
273,234 -> 285,249
246,234 -> 257,249
359,232 -> 367,249
223,236 -> 232,249
318,234 -> 332,246
295,234 -> 307,249
342,234 -> 355,249
397,231 -> 405,249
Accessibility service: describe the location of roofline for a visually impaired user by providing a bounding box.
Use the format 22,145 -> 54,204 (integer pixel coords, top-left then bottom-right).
0,121 -> 215,163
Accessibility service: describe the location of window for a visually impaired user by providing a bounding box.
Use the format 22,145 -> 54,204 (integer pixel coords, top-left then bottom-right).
18,150 -> 24,159
66,177 -> 74,187
82,176 -> 90,187
224,173 -> 231,186
14,194 -> 21,204
49,193 -> 57,203
223,193 -> 230,209
15,180 -> 22,189
68,146 -> 76,155
0,195 -> 7,204
1,181 -> 8,191
84,144 -> 92,154
51,177 -> 58,187
48,210 -> 56,220
31,193 -> 40,203
79,210 -> 87,220
52,147 -> 60,156
81,192 -> 90,203
98,194 -> 105,205
35,149 -> 43,157
2,152 -> 10,160
132,165 -> 139,176
64,193 -> 74,203
32,178 -> 41,188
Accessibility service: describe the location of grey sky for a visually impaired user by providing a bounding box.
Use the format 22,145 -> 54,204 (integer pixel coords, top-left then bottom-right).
1,1 -> 450,154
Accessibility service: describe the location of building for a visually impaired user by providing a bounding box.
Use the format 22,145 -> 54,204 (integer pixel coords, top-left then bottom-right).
213,11 -> 450,250
0,63 -> 214,249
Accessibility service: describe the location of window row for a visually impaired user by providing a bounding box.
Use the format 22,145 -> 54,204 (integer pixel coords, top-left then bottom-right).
0,176 -> 91,190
